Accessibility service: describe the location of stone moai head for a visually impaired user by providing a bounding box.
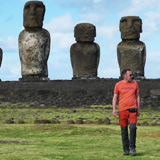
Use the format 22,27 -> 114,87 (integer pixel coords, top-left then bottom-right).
120,16 -> 142,40
23,1 -> 45,28
74,23 -> 96,42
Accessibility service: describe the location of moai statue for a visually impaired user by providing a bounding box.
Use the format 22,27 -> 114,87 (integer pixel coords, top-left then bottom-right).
70,23 -> 100,79
19,1 -> 50,81
117,16 -> 146,79
0,48 -> 2,81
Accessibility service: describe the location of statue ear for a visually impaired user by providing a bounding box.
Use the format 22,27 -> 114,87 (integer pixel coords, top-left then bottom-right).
94,26 -> 96,37
140,25 -> 142,33
140,19 -> 142,33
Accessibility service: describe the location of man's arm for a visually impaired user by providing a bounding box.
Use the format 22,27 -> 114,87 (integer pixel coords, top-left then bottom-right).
112,93 -> 118,117
136,93 -> 140,116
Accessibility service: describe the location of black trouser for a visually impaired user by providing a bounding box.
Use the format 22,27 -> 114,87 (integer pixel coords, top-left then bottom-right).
121,123 -> 137,151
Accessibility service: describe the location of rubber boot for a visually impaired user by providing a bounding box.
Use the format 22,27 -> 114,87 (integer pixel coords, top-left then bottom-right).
130,123 -> 137,156
121,126 -> 129,155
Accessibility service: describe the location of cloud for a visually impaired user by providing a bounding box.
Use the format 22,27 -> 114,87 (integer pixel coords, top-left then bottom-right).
99,67 -> 119,78
93,0 -> 102,3
48,54 -> 72,80
44,13 -> 75,54
50,32 -> 74,53
0,36 -> 18,52
120,0 -> 160,16
44,13 -> 74,32
97,24 -> 118,40
0,57 -> 21,80
79,12 -> 103,24
147,52 -> 160,62
141,12 -> 160,40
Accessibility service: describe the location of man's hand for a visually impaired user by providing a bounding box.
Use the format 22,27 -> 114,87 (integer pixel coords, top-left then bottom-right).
112,110 -> 117,117
137,110 -> 140,116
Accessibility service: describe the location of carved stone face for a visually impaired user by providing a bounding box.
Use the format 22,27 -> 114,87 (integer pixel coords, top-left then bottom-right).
74,23 -> 96,42
23,1 -> 45,28
120,16 -> 142,40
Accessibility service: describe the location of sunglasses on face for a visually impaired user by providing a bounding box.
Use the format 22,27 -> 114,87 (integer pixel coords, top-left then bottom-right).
128,74 -> 133,77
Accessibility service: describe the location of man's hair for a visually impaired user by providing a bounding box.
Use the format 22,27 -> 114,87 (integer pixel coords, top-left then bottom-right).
121,68 -> 131,78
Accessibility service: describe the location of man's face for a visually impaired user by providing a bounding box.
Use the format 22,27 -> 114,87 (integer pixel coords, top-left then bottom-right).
124,71 -> 133,82
120,16 -> 142,40
23,1 -> 45,28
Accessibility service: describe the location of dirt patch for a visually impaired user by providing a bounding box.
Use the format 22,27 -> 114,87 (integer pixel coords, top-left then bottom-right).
143,135 -> 160,138
0,140 -> 28,144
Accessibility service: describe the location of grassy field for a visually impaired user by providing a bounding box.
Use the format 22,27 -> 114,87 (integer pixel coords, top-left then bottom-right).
0,124 -> 159,160
0,104 -> 160,159
0,104 -> 160,125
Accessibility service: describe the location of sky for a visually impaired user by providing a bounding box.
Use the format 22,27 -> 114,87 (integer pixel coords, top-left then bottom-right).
0,0 -> 160,81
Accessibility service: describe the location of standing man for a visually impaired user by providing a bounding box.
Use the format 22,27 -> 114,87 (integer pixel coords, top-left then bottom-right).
112,69 -> 140,156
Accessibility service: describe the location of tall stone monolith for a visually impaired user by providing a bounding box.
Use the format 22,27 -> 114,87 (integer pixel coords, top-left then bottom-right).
117,16 -> 146,79
18,1 -> 50,81
70,23 -> 100,79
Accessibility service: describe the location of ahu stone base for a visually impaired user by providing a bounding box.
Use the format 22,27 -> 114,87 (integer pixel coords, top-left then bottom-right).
0,79 -> 160,108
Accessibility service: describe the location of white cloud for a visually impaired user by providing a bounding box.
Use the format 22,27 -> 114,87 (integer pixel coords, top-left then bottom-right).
0,36 -> 18,52
147,52 -> 160,62
97,24 -> 118,40
79,12 -> 103,24
120,0 -> 160,16
44,13 -> 75,54
93,0 -> 102,3
141,12 -> 160,39
50,32 -> 74,53
0,57 -> 21,81
99,66 -> 119,78
48,54 -> 72,80
44,13 -> 74,32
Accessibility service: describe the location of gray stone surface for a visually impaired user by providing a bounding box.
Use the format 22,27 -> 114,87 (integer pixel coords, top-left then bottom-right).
70,23 -> 100,79
117,16 -> 146,79
0,79 -> 160,108
19,1 -> 50,81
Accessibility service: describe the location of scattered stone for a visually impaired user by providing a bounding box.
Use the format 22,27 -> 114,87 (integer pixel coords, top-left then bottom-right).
51,119 -> 60,124
76,119 -> 83,124
18,119 -> 25,124
104,117 -> 111,125
150,122 -> 157,126
67,120 -> 75,124
72,110 -> 77,113
96,119 -> 103,124
142,121 -> 148,126
114,122 -> 119,125
5,118 -> 14,124
137,122 -> 141,126
85,120 -> 93,124
34,119 -> 51,124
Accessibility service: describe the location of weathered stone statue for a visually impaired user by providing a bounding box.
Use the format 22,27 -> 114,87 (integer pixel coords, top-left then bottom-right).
70,23 -> 100,79
19,1 -> 50,81
0,48 -> 2,81
117,16 -> 146,79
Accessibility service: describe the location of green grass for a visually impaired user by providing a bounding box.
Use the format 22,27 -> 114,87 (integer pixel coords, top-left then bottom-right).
0,104 -> 160,159
0,104 -> 160,125
0,124 -> 159,160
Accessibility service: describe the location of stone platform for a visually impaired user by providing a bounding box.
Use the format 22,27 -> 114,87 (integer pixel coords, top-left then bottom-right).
0,79 -> 160,108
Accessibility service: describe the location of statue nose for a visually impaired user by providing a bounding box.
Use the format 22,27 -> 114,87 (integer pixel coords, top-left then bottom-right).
29,5 -> 36,15
127,20 -> 133,28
